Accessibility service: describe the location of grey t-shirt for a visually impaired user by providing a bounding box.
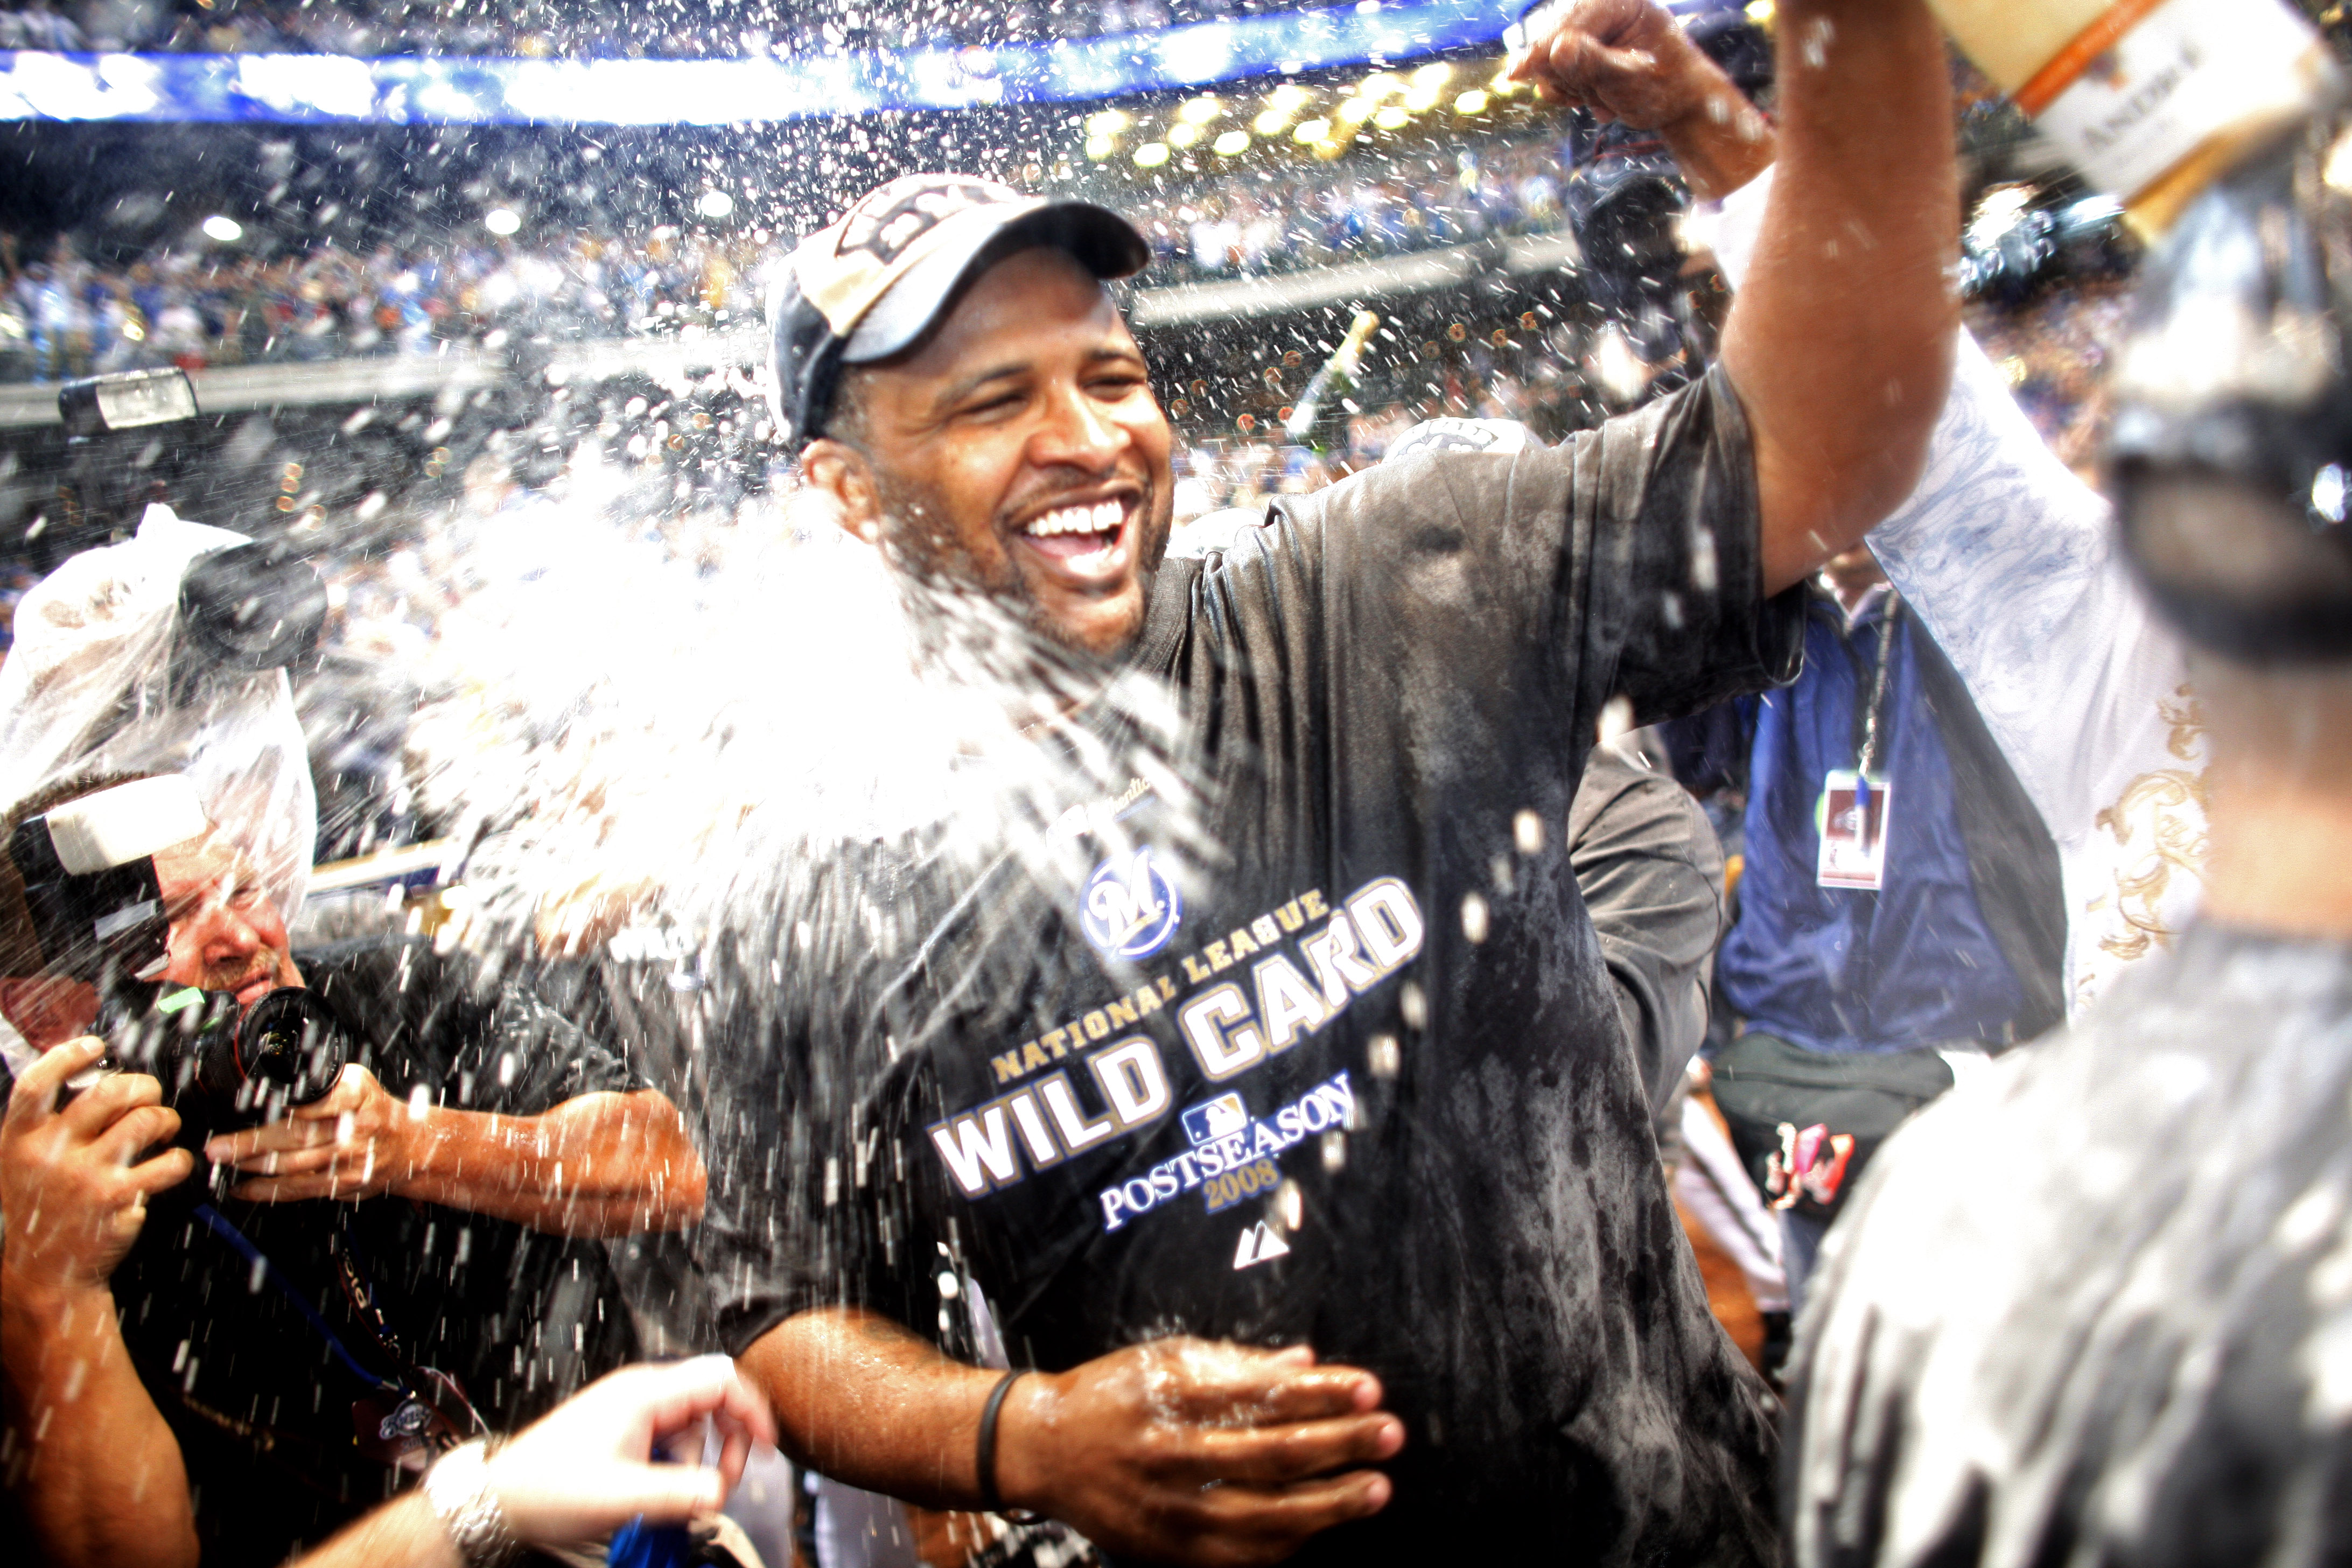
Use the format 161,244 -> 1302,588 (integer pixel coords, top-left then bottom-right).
1571,745 -> 1726,1111
1786,921 -> 2352,1568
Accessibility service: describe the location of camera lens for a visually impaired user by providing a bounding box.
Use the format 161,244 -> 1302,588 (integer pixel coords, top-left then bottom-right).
234,989 -> 352,1108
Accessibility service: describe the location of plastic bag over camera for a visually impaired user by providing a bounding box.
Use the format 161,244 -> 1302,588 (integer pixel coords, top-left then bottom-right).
0,505 -> 316,925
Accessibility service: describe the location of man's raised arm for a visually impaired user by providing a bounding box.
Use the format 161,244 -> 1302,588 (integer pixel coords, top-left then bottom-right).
1515,0 -> 1958,592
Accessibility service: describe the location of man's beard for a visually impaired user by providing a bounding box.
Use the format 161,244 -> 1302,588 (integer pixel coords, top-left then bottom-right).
872,471 -> 1164,663
203,948 -> 289,997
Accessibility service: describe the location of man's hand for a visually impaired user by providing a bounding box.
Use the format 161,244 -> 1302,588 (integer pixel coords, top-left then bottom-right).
1507,0 -> 1776,200
205,1061 -> 416,1203
1509,0 -> 1715,127
1,1037 -> 193,1299
996,1338 -> 1403,1567
484,1355 -> 778,1547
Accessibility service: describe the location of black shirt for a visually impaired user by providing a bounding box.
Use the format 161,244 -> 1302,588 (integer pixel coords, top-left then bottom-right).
703,367 -> 1801,1565
1784,922 -> 2352,1568
102,939 -> 645,1563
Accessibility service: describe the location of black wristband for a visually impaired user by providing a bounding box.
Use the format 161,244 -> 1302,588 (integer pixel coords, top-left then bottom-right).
976,1368 -> 1028,1517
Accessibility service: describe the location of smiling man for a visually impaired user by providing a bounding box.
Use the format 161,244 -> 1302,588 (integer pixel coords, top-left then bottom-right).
712,3 -> 1959,1563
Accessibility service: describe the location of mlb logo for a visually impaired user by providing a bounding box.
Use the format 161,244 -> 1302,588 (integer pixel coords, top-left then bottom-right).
1181,1094 -> 1248,1146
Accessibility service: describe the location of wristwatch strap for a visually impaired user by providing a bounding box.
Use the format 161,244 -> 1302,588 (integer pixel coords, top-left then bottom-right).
423,1439 -> 522,1568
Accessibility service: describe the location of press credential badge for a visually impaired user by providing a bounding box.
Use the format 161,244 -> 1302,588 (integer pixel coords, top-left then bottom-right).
1816,770 -> 1892,891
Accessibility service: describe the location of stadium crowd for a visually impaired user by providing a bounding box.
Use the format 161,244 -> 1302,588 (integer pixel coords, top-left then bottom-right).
8,2 -> 2352,1568
0,129 -> 1601,384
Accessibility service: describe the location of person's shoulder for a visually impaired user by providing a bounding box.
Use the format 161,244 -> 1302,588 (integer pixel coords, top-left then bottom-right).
1276,439 -> 1571,543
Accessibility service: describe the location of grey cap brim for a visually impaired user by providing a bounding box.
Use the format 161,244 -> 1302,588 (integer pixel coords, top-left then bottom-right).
843,201 -> 1151,365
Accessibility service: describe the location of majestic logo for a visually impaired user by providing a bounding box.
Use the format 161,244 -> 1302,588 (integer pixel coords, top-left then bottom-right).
1233,1221 -> 1292,1270
1180,1093 -> 1248,1146
833,176 -> 1016,269
1081,848 -> 1182,960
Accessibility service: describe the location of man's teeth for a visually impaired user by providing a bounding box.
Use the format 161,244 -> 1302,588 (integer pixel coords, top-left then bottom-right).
1025,500 -> 1124,537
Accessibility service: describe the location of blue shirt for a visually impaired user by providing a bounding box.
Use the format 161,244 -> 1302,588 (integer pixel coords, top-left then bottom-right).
1717,590 -> 2022,1053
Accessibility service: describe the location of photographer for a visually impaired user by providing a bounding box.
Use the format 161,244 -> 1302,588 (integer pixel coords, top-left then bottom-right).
0,513 -> 705,1566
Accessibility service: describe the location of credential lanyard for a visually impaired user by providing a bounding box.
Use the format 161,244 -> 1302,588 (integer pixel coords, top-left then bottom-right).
189,1201 -> 399,1392
1851,596 -> 1902,813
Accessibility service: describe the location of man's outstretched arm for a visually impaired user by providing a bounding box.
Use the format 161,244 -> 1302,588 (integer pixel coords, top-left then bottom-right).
1516,0 -> 1958,592
738,1305 -> 1403,1568
207,1075 -> 708,1235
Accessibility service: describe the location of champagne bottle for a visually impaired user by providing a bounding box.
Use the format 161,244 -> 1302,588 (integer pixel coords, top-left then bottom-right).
2103,103 -> 2352,661
1927,0 -> 2339,233
1283,310 -> 1381,446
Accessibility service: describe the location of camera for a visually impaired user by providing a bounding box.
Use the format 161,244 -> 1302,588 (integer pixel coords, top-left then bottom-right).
6,776 -> 354,1143
128,985 -> 354,1143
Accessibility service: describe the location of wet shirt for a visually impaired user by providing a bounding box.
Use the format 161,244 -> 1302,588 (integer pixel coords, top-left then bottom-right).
94,940 -> 645,1564
1786,923 -> 2352,1568
703,367 -> 1800,1565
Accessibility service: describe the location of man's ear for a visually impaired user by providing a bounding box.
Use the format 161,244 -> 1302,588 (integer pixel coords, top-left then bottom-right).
799,439 -> 883,546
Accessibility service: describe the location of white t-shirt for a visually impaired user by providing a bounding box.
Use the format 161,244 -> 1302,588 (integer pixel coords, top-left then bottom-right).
1709,170 -> 2209,1013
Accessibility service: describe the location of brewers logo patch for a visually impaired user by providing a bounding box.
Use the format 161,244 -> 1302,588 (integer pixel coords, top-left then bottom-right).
1081,847 -> 1182,960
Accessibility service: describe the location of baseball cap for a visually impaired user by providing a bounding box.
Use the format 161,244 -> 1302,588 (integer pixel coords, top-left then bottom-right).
768,174 -> 1151,452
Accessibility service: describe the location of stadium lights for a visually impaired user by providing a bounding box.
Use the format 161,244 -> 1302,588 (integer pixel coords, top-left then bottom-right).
1213,129 -> 1251,156
485,207 -> 522,235
1292,117 -> 1331,144
1373,104 -> 1410,130
1133,142 -> 1170,167
1454,88 -> 1490,115
1086,134 -> 1116,160
696,190 -> 735,219
200,214 -> 242,243
1086,109 -> 1130,136
1168,122 -> 1203,149
1178,95 -> 1223,124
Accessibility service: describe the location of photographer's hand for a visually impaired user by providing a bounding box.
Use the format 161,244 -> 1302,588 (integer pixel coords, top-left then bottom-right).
206,1061 -> 416,1203
2,1037 -> 193,1293
1,1037 -> 200,1568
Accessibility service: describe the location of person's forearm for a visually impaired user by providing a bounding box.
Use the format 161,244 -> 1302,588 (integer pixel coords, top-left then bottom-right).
740,1306 -> 1001,1509
1,1277 -> 198,1568
390,1089 -> 708,1236
1723,0 -> 1958,593
289,1493 -> 459,1568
